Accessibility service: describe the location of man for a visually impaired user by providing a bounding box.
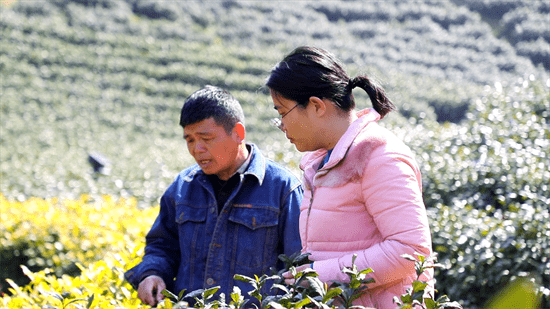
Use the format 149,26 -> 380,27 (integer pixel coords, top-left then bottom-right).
125,86 -> 303,306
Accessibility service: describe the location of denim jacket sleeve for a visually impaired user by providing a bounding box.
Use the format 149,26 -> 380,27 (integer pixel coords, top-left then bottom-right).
124,184 -> 182,291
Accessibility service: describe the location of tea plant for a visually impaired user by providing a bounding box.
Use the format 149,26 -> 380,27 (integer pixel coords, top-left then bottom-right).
156,253 -> 462,309
394,253 -> 461,309
2,249 -> 465,309
407,75 -> 550,308
328,255 -> 375,308
1,253 -> 144,308
161,288 -> 189,309
38,289 -> 94,309
0,194 -> 157,296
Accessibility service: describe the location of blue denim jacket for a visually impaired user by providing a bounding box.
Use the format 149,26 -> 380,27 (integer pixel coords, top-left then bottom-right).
125,144 -> 303,303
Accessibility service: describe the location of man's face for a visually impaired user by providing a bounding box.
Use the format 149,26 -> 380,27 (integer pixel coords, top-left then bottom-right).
183,117 -> 241,180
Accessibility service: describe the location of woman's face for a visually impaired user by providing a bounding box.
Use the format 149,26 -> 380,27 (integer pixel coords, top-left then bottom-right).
271,93 -> 320,152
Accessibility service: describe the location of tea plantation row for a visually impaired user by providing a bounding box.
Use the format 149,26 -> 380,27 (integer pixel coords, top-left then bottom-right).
1,0 -> 547,206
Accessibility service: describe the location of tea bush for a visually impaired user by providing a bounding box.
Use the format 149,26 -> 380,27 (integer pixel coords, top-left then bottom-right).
1,195 -> 466,309
1,193 -> 545,308
412,74 -> 549,212
395,75 -> 549,308
1,248 -> 146,308
462,0 -> 550,69
0,194 -> 158,295
429,202 -> 549,308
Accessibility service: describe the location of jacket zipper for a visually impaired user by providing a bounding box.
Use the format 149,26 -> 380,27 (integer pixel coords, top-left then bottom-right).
303,155 -> 326,252
303,175 -> 315,252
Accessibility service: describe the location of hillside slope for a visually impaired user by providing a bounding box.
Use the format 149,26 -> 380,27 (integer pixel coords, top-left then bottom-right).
0,0 -> 547,205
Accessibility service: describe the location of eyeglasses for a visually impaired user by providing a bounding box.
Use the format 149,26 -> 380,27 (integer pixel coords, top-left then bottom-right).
271,104 -> 298,131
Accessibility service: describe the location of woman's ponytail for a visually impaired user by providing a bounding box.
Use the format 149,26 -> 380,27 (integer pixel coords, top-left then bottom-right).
349,76 -> 397,118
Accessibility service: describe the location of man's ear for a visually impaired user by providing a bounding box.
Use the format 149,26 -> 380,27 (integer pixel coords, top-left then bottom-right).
233,122 -> 246,142
308,96 -> 327,117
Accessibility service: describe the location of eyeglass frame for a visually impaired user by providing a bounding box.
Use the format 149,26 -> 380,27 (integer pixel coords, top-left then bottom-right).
271,104 -> 299,131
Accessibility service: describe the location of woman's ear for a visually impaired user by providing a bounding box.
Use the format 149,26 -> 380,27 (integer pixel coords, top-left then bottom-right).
308,96 -> 327,117
233,122 -> 246,142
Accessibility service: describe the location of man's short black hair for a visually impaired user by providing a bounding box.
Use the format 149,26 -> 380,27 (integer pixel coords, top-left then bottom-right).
179,85 -> 245,134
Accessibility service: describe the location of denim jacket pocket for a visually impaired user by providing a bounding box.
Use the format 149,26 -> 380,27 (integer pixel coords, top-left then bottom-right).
175,204 -> 208,224
228,204 -> 280,271
228,204 -> 279,229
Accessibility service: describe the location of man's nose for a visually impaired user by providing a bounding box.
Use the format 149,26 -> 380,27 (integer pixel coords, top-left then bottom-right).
194,141 -> 207,153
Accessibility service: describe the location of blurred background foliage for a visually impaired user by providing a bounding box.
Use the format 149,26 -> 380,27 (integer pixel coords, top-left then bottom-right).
2,0 -> 547,206
1,0 -> 549,308
406,76 -> 549,308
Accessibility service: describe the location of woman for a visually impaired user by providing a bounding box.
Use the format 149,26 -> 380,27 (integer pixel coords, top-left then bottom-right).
266,46 -> 433,308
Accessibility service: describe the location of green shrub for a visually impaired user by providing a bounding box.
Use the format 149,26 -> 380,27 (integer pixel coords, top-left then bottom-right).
408,75 -> 550,308
2,194 -> 546,308
2,239 -> 462,309
465,0 -> 550,69
416,74 -> 549,212
516,38 -> 550,70
429,202 -> 548,308
0,194 -> 158,296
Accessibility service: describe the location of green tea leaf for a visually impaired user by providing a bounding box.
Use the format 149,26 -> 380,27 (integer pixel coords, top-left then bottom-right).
202,286 -> 220,300
162,289 -> 178,300
324,288 -> 342,303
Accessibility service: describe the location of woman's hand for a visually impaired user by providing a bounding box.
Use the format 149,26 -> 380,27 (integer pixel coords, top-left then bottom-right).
281,263 -> 314,285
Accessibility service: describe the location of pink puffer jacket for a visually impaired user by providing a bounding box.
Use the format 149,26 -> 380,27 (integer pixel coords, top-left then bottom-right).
300,108 -> 433,309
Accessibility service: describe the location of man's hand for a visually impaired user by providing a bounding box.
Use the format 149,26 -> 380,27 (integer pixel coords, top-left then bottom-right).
138,275 -> 166,306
